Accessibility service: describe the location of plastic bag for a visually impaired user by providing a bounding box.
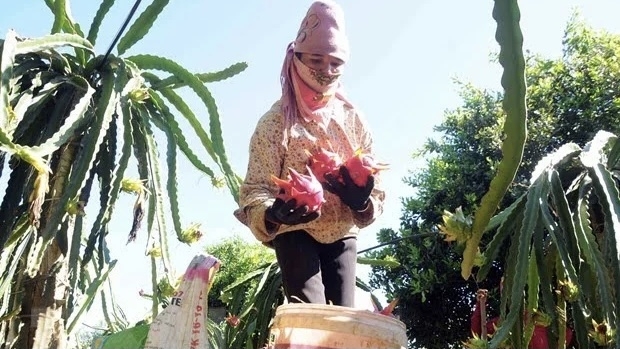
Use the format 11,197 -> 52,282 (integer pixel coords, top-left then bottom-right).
92,254 -> 220,349
144,254 -> 220,349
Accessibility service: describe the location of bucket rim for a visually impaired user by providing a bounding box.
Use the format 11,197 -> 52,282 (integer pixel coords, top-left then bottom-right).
274,303 -> 407,329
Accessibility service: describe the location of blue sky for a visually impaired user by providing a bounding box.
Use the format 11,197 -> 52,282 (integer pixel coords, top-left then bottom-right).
3,0 -> 620,332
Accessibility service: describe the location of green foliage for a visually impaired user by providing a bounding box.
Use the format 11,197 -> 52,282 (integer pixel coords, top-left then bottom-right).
368,227 -> 501,348
204,235 -> 276,308
0,1 -> 246,348
370,15 -> 620,349
214,260 -> 284,349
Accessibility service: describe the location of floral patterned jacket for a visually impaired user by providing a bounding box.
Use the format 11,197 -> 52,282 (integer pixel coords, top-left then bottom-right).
233,99 -> 385,244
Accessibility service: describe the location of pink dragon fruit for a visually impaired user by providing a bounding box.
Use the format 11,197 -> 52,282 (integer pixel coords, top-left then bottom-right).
374,298 -> 399,317
306,147 -> 343,182
270,166 -> 325,213
343,148 -> 389,187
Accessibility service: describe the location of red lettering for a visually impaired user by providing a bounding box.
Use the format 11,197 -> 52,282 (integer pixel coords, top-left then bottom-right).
193,321 -> 201,329
196,305 -> 202,312
191,339 -> 199,346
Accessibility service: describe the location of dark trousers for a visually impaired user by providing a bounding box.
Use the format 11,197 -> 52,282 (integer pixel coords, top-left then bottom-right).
272,230 -> 357,307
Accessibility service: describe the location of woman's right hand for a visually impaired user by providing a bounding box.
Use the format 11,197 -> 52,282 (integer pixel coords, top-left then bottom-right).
264,198 -> 319,231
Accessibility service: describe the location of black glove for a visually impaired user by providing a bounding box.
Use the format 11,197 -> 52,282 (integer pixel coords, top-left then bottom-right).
264,197 -> 320,228
324,166 -> 374,211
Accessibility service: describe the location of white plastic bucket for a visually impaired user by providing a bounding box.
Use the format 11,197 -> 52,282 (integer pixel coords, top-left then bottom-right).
267,303 -> 408,349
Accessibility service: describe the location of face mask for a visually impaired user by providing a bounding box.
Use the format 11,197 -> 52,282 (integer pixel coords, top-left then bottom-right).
293,56 -> 341,94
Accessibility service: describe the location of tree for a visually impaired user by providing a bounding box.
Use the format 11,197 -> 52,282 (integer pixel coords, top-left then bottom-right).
204,235 -> 276,309
369,85 -> 507,348
369,14 -> 620,348
0,1 -> 245,348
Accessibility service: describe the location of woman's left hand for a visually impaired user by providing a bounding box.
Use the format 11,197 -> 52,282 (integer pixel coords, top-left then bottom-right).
324,166 -> 374,211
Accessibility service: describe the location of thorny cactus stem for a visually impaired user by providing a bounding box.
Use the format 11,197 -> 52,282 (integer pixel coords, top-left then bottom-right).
480,291 -> 487,341
17,138 -> 81,349
555,258 -> 567,349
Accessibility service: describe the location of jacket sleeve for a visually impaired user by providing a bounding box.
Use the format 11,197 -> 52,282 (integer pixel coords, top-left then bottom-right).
233,106 -> 286,242
350,110 -> 386,228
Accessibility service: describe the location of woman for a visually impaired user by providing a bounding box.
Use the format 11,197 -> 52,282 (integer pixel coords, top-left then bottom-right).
233,0 -> 385,307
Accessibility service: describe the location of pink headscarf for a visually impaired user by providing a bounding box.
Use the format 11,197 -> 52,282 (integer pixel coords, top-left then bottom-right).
280,1 -> 354,130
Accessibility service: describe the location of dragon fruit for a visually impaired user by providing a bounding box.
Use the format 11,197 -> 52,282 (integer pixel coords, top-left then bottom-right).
373,298 -> 399,317
270,166 -> 325,212
305,147 -> 343,181
343,148 -> 389,187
